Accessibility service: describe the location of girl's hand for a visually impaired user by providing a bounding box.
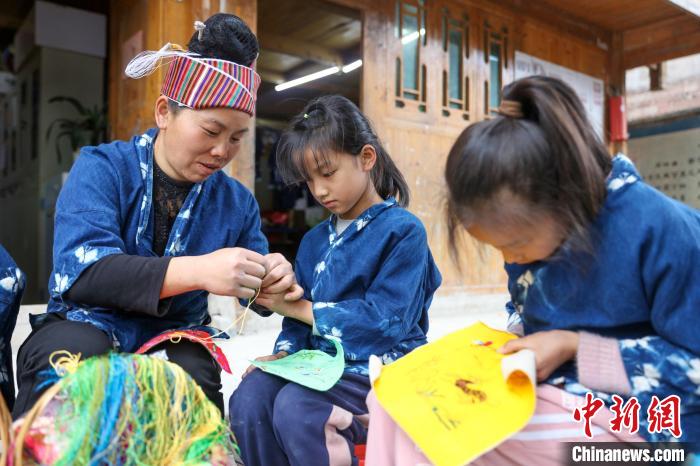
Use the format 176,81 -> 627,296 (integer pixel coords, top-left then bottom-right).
261,253 -> 304,301
256,290 -> 288,313
498,330 -> 579,382
255,294 -> 314,326
199,248 -> 266,299
242,351 -> 289,378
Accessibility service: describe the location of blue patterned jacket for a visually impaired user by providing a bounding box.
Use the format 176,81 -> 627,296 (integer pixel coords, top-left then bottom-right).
506,155 -> 700,447
46,129 -> 268,351
274,198 -> 442,376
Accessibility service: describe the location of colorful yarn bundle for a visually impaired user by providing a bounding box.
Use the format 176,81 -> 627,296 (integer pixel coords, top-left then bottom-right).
1,391 -> 10,465
14,352 -> 241,465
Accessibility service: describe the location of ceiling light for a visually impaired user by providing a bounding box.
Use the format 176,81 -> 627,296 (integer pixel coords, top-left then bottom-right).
275,66 -> 340,91
274,59 -> 364,92
342,59 -> 363,73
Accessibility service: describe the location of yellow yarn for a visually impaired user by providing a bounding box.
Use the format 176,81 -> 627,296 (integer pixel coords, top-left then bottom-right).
49,350 -> 82,376
203,288 -> 260,340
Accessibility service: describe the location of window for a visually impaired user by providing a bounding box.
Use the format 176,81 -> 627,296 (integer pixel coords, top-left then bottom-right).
395,0 -> 427,112
441,6 -> 470,119
483,19 -> 508,116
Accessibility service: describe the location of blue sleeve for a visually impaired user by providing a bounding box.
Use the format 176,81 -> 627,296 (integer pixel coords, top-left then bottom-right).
0,245 -> 25,406
311,224 -> 431,360
619,202 -> 700,440
235,190 -> 269,256
641,201 -> 700,354
234,190 -> 270,311
273,254 -> 312,354
51,149 -> 127,299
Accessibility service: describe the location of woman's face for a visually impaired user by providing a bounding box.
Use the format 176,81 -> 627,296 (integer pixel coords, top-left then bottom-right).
154,96 -> 251,183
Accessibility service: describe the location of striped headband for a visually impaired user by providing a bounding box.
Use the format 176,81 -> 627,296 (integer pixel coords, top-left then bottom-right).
124,43 -> 261,115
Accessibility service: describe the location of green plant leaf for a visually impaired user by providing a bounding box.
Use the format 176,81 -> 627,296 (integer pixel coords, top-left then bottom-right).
45,118 -> 77,141
48,96 -> 87,115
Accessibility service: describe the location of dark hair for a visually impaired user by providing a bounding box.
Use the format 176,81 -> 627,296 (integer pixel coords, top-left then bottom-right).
168,13 -> 259,113
445,75 -> 612,261
276,95 -> 410,207
188,13 -> 258,66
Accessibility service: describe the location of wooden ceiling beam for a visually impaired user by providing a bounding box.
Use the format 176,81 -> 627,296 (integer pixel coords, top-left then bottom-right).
302,0 -> 361,20
623,14 -> 700,68
257,68 -> 286,84
503,0 -> 613,49
664,0 -> 700,19
259,32 -> 344,67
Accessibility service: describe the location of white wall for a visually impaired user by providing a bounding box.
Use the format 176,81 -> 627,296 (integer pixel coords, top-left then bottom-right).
629,126 -> 700,209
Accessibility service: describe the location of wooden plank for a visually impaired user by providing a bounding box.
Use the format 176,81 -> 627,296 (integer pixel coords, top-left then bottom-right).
608,32 -> 626,154
625,31 -> 700,69
108,0 -> 154,140
303,0 -> 362,20
665,0 -> 700,18
259,32 -> 345,66
324,0 -> 374,11
219,0 -> 258,191
623,13 -> 696,51
501,0 -> 612,48
519,19 -> 608,79
623,14 -> 700,68
533,0 -> 681,32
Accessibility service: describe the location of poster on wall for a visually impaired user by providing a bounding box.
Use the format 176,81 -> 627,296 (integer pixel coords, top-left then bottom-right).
514,51 -> 605,138
629,126 -> 700,209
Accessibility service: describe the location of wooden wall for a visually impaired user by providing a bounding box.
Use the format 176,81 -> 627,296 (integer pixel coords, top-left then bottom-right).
358,0 -> 612,294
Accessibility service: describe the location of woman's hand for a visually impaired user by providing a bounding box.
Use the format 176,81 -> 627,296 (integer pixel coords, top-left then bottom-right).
261,253 -> 304,301
242,351 -> 289,378
162,249 -> 302,301
199,248 -> 267,298
498,330 -> 579,382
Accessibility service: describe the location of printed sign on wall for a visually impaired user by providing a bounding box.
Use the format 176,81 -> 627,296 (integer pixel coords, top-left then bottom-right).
514,51 -> 605,138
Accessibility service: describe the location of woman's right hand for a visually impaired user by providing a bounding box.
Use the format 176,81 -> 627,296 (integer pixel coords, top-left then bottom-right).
198,247 -> 267,299
242,351 -> 288,378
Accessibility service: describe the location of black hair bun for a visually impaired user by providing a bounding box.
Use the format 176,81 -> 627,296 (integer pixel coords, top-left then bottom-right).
187,13 -> 259,67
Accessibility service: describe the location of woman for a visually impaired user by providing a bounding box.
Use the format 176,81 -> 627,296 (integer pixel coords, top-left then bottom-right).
13,13 -> 301,418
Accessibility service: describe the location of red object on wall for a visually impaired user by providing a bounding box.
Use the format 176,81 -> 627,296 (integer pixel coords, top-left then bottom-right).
609,95 -> 628,142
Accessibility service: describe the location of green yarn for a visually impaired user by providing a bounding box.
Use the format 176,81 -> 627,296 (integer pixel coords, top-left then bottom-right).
26,352 -> 239,465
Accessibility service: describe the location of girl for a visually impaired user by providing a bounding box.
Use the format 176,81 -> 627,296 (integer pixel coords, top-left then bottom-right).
13,14 -> 301,418
229,95 -> 442,466
365,76 -> 700,464
0,245 -> 24,411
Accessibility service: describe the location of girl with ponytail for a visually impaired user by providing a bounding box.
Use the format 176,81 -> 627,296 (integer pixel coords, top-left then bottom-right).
364,76 -> 700,463
230,95 -> 442,466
